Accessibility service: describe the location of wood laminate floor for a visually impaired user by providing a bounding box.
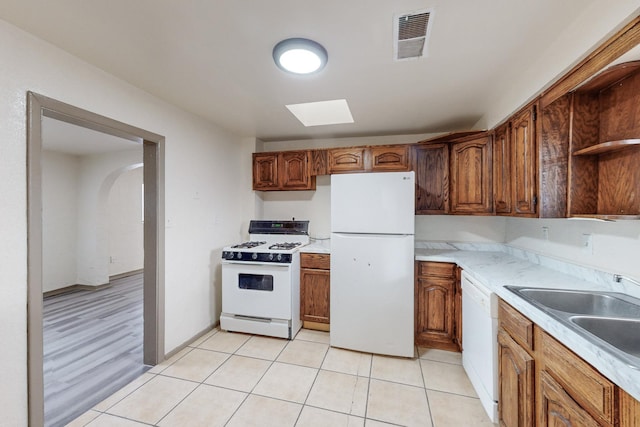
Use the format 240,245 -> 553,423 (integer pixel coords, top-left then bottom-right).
43,272 -> 149,427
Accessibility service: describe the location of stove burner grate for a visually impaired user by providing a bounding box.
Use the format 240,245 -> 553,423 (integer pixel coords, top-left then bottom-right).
268,242 -> 302,250
231,241 -> 266,249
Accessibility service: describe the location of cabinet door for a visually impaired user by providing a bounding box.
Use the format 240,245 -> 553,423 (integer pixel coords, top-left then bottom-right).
455,267 -> 462,350
450,136 -> 493,214
498,329 -> 534,427
619,389 -> 640,427
413,144 -> 449,214
493,124 -> 512,214
300,268 -> 330,324
539,370 -> 600,427
511,105 -> 537,216
253,153 -> 279,190
280,151 -> 313,190
415,275 -> 457,350
310,149 -> 328,176
370,145 -> 410,171
328,147 -> 366,173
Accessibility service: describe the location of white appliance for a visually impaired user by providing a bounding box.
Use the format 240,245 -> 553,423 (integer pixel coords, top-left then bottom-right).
220,220 -> 309,339
461,270 -> 499,423
330,171 -> 415,357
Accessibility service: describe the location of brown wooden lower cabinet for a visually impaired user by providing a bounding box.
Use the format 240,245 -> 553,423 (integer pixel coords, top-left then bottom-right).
620,389 -> 640,427
539,370 -> 600,427
498,298 -> 640,427
300,253 -> 330,331
415,261 -> 461,351
497,329 -> 534,427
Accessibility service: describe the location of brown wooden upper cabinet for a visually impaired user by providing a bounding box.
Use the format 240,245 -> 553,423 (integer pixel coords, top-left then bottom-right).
492,123 -> 512,214
369,145 -> 410,171
450,134 -> 493,214
327,145 -> 410,174
253,152 -> 279,190
252,150 -> 316,191
413,143 -> 449,214
511,104 -> 538,216
327,147 -> 366,173
492,103 -> 539,217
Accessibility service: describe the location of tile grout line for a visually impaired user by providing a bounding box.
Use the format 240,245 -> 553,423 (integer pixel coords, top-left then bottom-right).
292,338 -> 331,425
144,330 -> 248,426
418,346 -> 436,427
221,332 -> 289,426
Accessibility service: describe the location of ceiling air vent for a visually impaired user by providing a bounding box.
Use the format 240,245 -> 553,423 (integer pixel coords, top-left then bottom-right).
394,10 -> 432,61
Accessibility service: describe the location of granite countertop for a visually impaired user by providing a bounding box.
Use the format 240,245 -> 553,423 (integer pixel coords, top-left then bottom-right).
300,240 -> 331,254
415,245 -> 640,402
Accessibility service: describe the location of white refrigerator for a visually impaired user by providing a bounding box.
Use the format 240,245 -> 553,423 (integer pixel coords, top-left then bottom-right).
330,171 -> 415,357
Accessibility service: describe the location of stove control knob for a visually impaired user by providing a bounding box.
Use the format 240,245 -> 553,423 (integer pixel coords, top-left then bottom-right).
268,253 -> 274,261
277,254 -> 282,261
252,253 -> 258,260
237,252 -> 242,259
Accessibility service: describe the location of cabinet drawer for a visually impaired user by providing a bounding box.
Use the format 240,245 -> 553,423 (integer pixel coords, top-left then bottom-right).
498,300 -> 534,351
301,253 -> 330,270
328,147 -> 366,173
416,261 -> 456,278
539,329 -> 615,425
370,145 -> 410,171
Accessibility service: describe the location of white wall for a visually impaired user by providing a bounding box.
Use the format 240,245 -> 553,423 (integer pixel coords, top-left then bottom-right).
476,1 -> 640,129
261,133 -> 441,152
0,18 -> 255,424
108,166 -> 144,277
75,150 -> 142,286
415,216 -> 506,243
41,148 -> 144,292
505,218 -> 640,279
42,150 -> 80,292
262,175 -> 331,238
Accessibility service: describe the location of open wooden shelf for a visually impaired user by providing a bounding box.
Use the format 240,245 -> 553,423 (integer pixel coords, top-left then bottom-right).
575,61 -> 640,93
573,139 -> 640,156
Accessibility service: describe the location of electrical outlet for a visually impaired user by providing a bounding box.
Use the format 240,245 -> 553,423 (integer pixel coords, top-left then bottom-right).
542,226 -> 549,241
582,234 -> 593,254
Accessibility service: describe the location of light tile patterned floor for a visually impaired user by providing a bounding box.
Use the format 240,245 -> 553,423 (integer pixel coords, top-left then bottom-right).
67,329 -> 497,427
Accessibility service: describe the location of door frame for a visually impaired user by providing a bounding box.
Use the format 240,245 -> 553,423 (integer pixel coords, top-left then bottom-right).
26,92 -> 166,426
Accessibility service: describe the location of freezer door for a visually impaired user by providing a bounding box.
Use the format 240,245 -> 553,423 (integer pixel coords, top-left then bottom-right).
330,233 -> 414,357
331,171 -> 415,235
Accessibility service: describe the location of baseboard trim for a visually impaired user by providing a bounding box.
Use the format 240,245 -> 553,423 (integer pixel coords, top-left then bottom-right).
109,268 -> 144,280
302,321 -> 330,332
43,270 -> 144,298
43,282 -> 111,298
162,321 -> 220,362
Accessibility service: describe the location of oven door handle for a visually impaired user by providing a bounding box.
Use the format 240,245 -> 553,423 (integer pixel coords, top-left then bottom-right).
222,260 -> 291,268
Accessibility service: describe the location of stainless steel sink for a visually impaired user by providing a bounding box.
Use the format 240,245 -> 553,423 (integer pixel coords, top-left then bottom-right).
506,286 -> 640,368
514,288 -> 640,317
570,316 -> 640,359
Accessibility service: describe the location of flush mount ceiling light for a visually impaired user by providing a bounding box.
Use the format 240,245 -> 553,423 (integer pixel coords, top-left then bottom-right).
273,38 -> 328,74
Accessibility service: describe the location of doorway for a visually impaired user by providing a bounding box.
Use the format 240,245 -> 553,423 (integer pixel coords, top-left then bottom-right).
27,92 -> 166,426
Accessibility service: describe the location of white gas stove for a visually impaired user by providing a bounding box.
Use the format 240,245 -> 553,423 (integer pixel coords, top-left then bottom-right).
220,220 -> 309,339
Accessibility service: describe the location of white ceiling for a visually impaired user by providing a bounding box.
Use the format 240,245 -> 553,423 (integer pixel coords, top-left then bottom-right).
0,0 -> 603,141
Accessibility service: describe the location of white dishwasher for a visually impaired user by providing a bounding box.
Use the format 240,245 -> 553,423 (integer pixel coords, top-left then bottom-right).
461,270 -> 498,423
